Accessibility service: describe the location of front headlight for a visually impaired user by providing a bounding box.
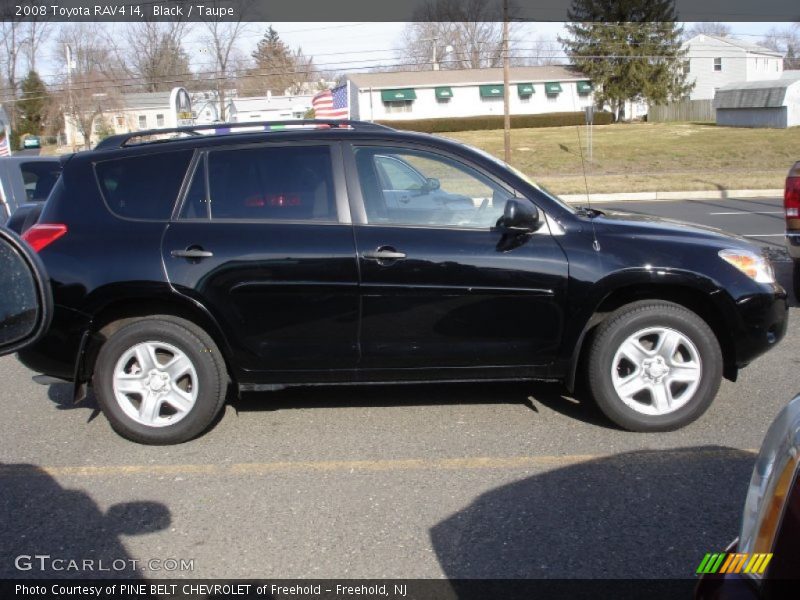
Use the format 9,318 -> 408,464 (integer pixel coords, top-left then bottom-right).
719,249 -> 776,284
738,393 -> 800,578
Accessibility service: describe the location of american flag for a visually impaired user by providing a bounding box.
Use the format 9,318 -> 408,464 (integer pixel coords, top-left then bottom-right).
0,132 -> 10,157
312,84 -> 349,119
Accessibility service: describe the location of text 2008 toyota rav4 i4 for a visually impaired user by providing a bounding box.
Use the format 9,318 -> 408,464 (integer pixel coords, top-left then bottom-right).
16,121 -> 788,444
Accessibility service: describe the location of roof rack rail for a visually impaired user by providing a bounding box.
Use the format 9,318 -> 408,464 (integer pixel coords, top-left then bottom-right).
93,119 -> 394,151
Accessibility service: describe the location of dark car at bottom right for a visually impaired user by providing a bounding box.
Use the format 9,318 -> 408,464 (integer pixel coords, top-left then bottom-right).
696,393 -> 800,598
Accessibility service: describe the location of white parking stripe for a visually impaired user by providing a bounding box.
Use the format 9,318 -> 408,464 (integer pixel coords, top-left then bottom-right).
709,211 -> 784,215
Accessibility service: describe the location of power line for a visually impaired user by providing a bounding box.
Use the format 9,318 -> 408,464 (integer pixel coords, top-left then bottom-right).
1,49 -> 763,106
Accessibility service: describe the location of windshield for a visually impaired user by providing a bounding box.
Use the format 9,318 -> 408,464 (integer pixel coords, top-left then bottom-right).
450,140 -> 578,215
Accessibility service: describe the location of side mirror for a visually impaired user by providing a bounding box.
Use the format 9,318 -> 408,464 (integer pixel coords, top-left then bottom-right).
425,177 -> 441,192
497,199 -> 541,232
0,227 -> 52,357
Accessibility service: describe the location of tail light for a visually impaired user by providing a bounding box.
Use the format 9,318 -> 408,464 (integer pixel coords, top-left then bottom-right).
785,163 -> 800,230
21,224 -> 67,252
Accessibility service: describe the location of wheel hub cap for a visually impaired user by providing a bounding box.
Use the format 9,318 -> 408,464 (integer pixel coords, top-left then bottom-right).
642,356 -> 670,382
112,341 -> 198,428
145,369 -> 170,392
610,326 -> 702,416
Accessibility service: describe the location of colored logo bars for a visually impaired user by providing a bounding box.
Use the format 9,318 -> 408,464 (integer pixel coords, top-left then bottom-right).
696,552 -> 773,575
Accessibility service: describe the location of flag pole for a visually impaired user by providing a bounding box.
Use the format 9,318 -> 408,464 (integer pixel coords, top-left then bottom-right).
502,0 -> 511,163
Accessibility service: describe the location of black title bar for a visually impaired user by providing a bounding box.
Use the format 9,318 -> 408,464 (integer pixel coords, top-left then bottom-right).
1,0 -> 798,22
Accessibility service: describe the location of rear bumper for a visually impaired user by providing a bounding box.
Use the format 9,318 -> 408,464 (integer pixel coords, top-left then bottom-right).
16,304 -> 90,381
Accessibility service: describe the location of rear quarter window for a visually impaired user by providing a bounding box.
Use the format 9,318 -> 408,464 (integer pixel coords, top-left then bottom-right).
94,150 -> 193,220
20,161 -> 62,202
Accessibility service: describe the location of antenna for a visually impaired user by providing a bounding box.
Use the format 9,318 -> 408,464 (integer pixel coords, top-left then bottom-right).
571,89 -> 601,252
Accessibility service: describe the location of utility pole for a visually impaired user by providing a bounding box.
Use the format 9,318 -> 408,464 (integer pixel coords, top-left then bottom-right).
502,0 -> 511,163
65,44 -> 76,152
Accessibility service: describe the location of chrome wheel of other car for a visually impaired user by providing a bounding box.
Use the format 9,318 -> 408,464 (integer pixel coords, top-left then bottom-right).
112,341 -> 198,427
611,326 -> 702,416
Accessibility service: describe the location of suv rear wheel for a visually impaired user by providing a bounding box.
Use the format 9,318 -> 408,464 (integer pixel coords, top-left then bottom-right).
93,317 -> 227,444
586,301 -> 722,432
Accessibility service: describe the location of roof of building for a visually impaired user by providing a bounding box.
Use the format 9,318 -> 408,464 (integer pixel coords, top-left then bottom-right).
230,95 -> 314,113
713,78 -> 800,109
121,91 -> 172,110
347,66 -> 587,89
684,35 -> 783,57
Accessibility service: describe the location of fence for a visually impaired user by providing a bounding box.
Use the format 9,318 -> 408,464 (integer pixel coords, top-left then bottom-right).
648,99 -> 715,122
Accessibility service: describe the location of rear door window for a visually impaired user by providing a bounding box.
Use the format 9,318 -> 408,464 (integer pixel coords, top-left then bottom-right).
203,145 -> 337,222
95,150 -> 193,220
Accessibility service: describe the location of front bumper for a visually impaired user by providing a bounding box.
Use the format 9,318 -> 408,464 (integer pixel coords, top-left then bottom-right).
730,287 -> 788,368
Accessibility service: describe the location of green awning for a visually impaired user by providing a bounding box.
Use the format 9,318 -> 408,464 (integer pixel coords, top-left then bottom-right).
479,84 -> 504,98
576,80 -> 593,94
381,88 -> 416,102
517,83 -> 535,97
435,86 -> 453,99
545,82 -> 563,95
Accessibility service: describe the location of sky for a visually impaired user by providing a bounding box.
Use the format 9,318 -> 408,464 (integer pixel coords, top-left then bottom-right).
30,21 -> 794,87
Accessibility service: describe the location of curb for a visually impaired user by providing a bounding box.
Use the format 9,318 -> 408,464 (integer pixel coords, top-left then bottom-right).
560,189 -> 783,204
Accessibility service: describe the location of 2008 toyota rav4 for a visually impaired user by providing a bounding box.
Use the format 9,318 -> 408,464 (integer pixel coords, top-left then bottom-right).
17,120 -> 788,444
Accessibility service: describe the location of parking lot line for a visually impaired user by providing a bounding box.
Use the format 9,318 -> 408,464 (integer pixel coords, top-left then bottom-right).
709,211 -> 784,215
0,449 -> 757,478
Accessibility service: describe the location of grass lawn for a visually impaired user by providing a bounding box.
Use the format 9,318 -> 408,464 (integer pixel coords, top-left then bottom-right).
442,122 -> 799,194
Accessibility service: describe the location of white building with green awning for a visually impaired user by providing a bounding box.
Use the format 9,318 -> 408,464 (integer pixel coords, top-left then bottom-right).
346,66 -> 595,122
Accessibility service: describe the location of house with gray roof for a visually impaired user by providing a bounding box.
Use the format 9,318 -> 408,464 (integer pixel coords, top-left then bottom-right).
713,78 -> 800,128
346,66 -> 594,122
682,35 -> 784,101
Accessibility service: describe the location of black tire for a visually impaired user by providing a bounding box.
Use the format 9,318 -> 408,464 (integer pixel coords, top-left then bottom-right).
586,301 -> 722,432
793,260 -> 800,304
93,316 -> 228,444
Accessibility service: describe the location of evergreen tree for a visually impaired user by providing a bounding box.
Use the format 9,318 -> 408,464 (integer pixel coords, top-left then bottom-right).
17,70 -> 49,136
245,26 -> 314,96
560,0 -> 693,120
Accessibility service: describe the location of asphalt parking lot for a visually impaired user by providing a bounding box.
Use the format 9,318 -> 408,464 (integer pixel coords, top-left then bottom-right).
1,197 -> 796,581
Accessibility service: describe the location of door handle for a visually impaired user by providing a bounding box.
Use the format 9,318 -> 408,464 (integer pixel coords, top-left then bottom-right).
171,248 -> 214,259
362,248 -> 407,261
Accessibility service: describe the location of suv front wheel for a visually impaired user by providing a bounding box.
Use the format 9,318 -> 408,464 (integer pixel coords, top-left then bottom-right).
587,300 -> 722,432
93,317 -> 228,444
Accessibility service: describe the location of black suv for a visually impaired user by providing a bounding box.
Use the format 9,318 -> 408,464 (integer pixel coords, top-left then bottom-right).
18,120 -> 788,444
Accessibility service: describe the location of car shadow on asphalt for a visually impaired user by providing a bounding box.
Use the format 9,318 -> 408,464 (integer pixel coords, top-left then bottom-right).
0,463 -> 170,580
229,381 -> 618,429
430,445 -> 755,582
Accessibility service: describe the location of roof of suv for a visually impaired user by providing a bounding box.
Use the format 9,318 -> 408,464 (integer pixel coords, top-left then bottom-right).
93,119 -> 403,152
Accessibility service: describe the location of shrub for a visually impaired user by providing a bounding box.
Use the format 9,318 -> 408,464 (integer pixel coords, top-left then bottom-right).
376,111 -> 614,133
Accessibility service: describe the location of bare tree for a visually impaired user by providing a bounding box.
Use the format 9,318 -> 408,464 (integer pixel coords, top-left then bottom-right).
399,0 -> 514,70
761,24 -> 800,70
55,24 -> 122,149
22,19 -> 52,73
106,21 -> 193,92
515,34 -> 563,67
199,2 -> 250,121
0,21 -> 23,127
685,22 -> 732,39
